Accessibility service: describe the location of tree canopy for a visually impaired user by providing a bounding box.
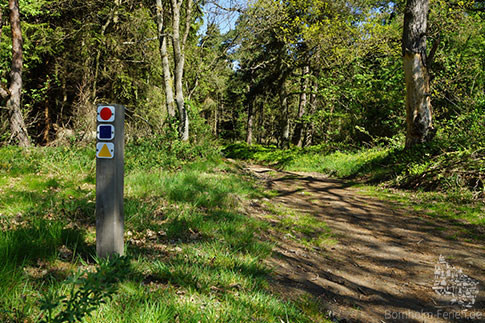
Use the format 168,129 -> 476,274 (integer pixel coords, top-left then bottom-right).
0,0 -> 482,151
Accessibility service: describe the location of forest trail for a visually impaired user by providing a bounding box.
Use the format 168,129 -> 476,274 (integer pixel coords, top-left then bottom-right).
243,164 -> 484,322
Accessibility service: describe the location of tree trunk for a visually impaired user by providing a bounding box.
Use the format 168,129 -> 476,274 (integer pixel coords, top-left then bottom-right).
214,101 -> 218,136
7,0 -> 29,147
155,0 -> 176,119
257,100 -> 264,144
43,77 -> 52,144
246,99 -> 254,145
0,8 -> 7,100
304,79 -> 318,147
292,65 -> 309,147
403,0 -> 435,148
171,0 -> 192,141
280,82 -> 290,149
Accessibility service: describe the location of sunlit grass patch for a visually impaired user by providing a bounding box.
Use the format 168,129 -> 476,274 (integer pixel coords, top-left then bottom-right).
87,282 -> 312,323
261,202 -> 336,248
0,146 -> 96,226
223,142 -> 390,179
148,249 -> 267,293
284,149 -> 389,178
0,144 -> 330,322
126,161 -> 258,209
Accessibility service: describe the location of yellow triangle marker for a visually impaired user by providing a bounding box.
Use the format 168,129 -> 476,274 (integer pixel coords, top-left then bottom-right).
96,142 -> 114,159
98,144 -> 111,157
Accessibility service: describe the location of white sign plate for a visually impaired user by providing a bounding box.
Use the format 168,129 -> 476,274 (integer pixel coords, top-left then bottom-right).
97,124 -> 115,141
96,142 -> 115,159
97,106 -> 115,122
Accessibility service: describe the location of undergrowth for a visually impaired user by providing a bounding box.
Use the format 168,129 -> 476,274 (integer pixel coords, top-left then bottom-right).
223,133 -> 484,201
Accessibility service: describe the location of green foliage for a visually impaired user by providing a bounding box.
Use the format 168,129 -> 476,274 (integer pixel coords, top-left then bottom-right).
428,0 -> 485,134
437,107 -> 485,151
0,0 -> 483,157
221,0 -> 484,153
39,255 -> 130,323
125,133 -> 220,171
0,146 -> 94,175
222,0 -> 484,200
0,0 -> 483,319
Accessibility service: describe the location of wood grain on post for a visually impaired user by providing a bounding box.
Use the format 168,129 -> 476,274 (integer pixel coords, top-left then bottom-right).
96,104 -> 124,258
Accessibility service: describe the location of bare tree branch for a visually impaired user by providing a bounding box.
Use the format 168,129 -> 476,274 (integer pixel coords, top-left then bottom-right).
239,57 -> 277,71
427,33 -> 440,67
207,0 -> 245,13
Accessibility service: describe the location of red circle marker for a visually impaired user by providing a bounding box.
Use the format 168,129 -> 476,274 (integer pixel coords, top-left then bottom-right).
100,107 -> 112,120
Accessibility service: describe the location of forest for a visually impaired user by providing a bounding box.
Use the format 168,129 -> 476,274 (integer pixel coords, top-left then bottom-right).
0,0 -> 484,322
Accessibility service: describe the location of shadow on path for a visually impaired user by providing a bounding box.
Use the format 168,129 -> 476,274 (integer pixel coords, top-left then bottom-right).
246,165 -> 485,323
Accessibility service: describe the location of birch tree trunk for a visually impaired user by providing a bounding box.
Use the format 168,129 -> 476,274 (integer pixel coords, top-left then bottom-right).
245,84 -> 254,145
6,0 -> 30,147
257,100 -> 264,144
292,65 -> 309,147
246,100 -> 254,145
155,0 -> 176,119
280,82 -> 290,148
403,0 -> 435,148
171,0 -> 192,141
304,79 -> 318,147
213,100 -> 218,136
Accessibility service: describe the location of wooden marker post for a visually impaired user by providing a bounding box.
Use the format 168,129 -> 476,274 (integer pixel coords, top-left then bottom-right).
96,104 -> 125,258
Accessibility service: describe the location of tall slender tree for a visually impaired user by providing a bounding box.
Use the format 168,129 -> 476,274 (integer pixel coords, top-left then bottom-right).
154,0 -> 176,119
246,84 -> 254,145
292,65 -> 310,147
0,0 -> 30,146
402,0 -> 435,147
171,0 -> 193,141
279,78 -> 290,148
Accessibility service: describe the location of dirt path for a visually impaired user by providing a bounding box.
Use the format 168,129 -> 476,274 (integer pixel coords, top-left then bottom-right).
244,164 -> 484,322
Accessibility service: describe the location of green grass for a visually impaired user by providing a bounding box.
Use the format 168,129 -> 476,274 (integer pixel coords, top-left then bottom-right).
0,144 -> 330,322
283,149 -> 388,178
222,142 -> 392,178
260,203 -> 337,249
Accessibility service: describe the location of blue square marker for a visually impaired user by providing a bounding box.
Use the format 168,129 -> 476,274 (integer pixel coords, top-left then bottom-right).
97,124 -> 115,140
